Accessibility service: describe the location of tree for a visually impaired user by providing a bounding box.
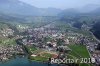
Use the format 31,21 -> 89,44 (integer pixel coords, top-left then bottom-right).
57,38 -> 65,46
73,22 -> 83,29
97,44 -> 100,50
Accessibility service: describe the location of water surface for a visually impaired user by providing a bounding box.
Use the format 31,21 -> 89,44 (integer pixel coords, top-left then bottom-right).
0,57 -> 57,66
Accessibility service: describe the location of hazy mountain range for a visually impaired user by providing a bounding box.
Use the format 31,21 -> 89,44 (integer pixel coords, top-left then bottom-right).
1,0 -> 100,40
0,0 -> 100,17
0,0 -> 62,16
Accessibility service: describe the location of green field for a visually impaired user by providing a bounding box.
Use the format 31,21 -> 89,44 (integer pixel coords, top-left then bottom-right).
30,56 -> 48,62
68,45 -> 90,58
42,53 -> 52,58
67,45 -> 91,66
0,38 -> 16,46
26,45 -> 37,53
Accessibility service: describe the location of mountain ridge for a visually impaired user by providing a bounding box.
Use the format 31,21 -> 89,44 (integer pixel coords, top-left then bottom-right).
0,0 -> 62,16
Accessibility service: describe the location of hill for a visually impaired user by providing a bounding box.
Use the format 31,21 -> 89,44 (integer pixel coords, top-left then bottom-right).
0,0 -> 62,16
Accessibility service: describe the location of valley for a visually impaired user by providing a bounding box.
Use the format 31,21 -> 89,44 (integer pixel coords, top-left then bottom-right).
0,0 -> 100,66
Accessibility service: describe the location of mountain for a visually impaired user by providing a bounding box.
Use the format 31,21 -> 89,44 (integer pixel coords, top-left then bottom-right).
78,4 -> 100,13
39,8 -> 62,16
58,4 -> 100,17
0,12 -> 26,23
91,21 -> 100,40
0,0 -> 62,16
0,0 -> 39,16
58,8 -> 80,17
89,7 -> 100,16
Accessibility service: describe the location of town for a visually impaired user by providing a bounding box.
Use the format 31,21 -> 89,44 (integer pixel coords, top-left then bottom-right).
0,22 -> 100,66
0,0 -> 100,66
8,23 -> 100,66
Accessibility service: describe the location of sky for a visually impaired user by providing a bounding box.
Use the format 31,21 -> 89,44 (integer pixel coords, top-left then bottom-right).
19,0 -> 100,9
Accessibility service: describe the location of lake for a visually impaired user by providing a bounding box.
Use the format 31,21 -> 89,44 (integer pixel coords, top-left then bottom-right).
0,57 -> 57,66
